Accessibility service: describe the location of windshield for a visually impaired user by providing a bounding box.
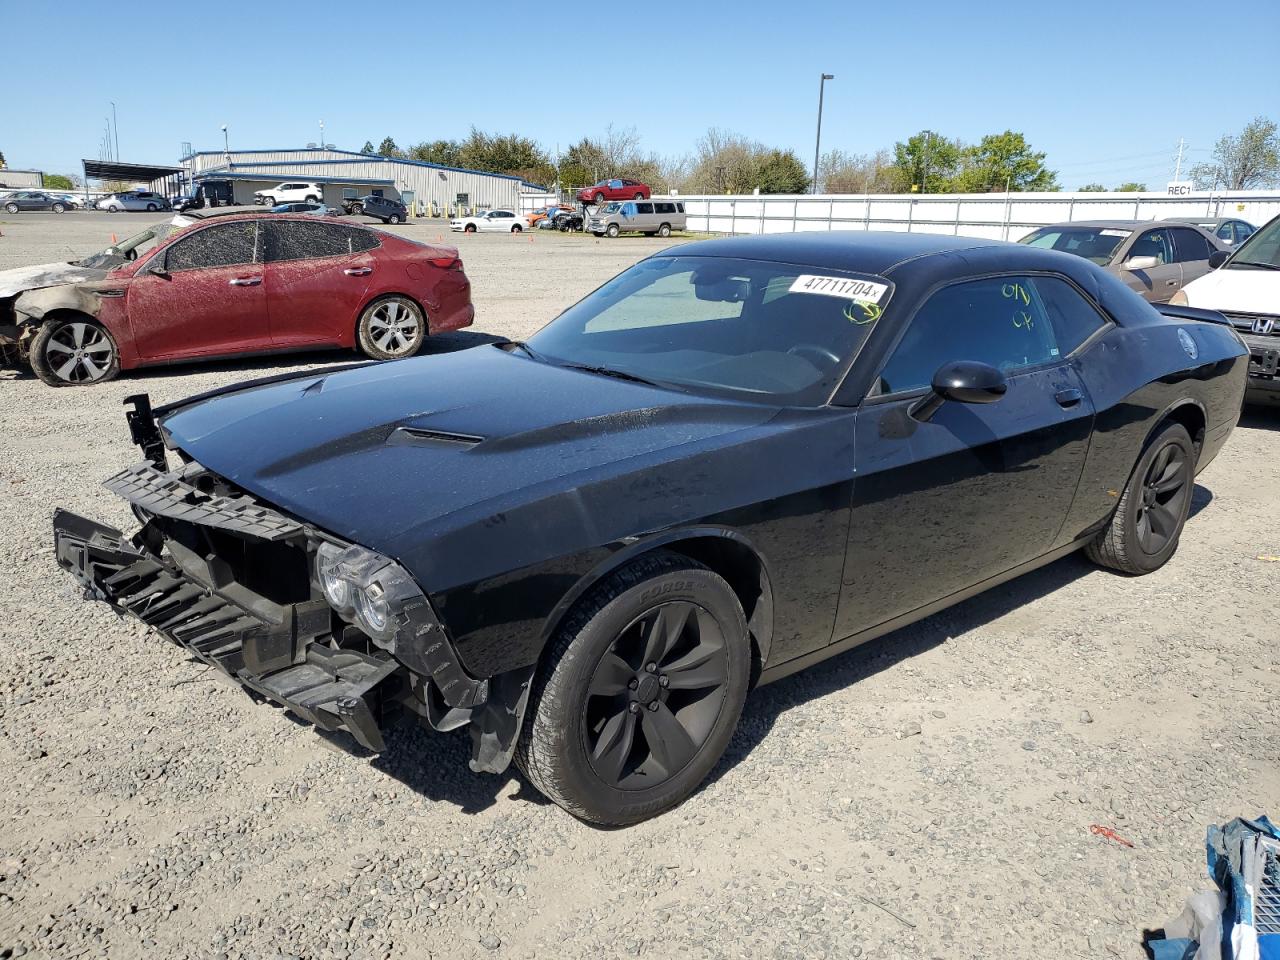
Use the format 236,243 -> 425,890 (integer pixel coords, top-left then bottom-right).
77,222 -> 179,268
1225,214 -> 1280,269
525,255 -> 893,405
602,202 -> 623,214
1019,226 -> 1130,265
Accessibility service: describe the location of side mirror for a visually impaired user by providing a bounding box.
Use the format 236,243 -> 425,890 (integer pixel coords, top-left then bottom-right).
1122,255 -> 1160,272
1208,249 -> 1230,269
147,264 -> 170,279
909,360 -> 1009,422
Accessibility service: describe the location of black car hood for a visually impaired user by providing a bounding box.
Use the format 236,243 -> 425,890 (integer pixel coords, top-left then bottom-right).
160,345 -> 782,563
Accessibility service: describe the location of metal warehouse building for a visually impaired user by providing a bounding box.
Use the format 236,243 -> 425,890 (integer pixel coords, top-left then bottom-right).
176,148 -> 539,213
0,169 -> 45,189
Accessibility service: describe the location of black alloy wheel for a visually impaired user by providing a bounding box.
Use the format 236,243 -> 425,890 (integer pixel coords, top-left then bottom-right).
1086,421 -> 1195,575
582,600 -> 731,789
1134,441 -> 1191,554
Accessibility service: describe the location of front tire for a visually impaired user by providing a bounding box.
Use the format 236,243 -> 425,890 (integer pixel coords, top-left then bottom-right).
30,316 -> 120,387
356,295 -> 426,360
606,223 -> 620,238
594,192 -> 606,205
511,224 -> 522,233
146,203 -> 157,211
1085,421 -> 1195,575
52,202 -> 66,213
464,223 -> 476,233
387,213 -> 402,224
515,551 -> 750,826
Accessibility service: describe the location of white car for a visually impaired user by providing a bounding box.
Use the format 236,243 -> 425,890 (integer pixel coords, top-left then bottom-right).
449,209 -> 529,233
253,182 -> 324,205
1170,212 -> 1280,406
94,191 -> 170,212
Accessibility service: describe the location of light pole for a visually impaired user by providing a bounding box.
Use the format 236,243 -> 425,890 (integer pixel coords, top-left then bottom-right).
221,124 -> 229,160
110,101 -> 119,160
812,73 -> 834,194
319,119 -> 325,148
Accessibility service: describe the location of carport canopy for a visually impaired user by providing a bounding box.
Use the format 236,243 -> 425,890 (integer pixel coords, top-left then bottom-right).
82,159 -> 185,184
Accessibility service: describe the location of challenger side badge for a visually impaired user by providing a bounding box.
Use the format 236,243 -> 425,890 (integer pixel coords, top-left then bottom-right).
1178,329 -> 1198,360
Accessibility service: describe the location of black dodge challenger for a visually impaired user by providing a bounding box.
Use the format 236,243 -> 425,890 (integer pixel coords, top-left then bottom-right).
53,232 -> 1248,825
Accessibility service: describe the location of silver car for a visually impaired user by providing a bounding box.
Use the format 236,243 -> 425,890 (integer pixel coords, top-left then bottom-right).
1018,220 -> 1229,303
95,191 -> 170,212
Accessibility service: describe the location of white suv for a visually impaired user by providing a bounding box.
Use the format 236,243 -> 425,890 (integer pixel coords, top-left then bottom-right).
254,182 -> 324,205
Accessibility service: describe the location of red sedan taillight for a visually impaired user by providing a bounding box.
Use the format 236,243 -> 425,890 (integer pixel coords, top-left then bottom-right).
430,255 -> 461,270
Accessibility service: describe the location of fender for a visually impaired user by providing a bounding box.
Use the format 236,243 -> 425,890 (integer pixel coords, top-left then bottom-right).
13,284 -> 104,324
533,525 -> 778,674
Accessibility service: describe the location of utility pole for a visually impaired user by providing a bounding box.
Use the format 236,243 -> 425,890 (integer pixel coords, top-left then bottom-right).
812,73 -> 834,194
319,119 -> 325,148
111,101 -> 119,160
1172,137 -> 1187,182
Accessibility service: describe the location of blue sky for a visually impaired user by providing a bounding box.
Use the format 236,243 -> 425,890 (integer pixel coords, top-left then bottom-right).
6,0 -> 1279,189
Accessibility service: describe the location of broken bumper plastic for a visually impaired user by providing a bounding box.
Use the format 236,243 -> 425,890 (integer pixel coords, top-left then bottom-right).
52,508 -> 398,752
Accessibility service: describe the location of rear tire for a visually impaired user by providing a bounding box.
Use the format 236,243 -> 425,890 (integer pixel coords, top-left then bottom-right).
305,195 -> 318,203
515,551 -> 750,826
511,224 -> 522,233
4,202 -> 17,214
1085,421 -> 1195,575
657,223 -> 671,238
30,316 -> 120,387
356,296 -> 426,360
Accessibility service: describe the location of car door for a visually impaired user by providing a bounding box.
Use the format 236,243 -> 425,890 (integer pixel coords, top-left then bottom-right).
1115,227 -> 1181,302
834,273 -> 1102,639
1169,226 -> 1216,287
263,219 -> 378,347
127,220 -> 267,360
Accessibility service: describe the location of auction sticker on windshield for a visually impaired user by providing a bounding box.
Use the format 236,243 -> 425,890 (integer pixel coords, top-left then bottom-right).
789,275 -> 889,303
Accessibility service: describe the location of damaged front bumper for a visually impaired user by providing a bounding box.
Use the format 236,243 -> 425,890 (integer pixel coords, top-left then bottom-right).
51,449 -> 528,770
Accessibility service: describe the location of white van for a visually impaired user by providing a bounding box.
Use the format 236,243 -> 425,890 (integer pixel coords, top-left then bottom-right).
1172,212 -> 1280,405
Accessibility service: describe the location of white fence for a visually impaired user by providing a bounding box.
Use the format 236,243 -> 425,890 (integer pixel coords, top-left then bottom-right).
677,190 -> 1280,241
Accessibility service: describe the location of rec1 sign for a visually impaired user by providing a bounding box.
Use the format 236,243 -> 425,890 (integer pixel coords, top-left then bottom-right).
1167,181 -> 1194,196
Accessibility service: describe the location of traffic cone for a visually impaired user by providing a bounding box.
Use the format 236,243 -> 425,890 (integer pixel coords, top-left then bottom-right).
111,233 -> 117,243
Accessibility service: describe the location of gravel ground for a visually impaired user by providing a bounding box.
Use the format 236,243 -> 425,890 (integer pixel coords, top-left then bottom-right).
1,211 -> 1278,960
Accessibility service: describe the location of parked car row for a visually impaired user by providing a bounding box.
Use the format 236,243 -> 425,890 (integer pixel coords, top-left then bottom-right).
2,191 -> 78,213
95,191 -> 171,212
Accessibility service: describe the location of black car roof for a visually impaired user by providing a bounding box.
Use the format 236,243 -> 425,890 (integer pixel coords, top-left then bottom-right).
666,231 -> 1007,275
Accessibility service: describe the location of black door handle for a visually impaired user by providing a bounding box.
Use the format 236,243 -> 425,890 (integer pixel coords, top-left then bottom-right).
1055,388 -> 1083,407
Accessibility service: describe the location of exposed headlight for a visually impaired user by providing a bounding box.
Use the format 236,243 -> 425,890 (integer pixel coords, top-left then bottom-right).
1168,290 -> 1189,306
315,541 -> 353,613
315,542 -> 424,645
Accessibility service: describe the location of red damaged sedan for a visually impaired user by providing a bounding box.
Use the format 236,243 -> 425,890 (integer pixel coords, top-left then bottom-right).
0,213 -> 474,386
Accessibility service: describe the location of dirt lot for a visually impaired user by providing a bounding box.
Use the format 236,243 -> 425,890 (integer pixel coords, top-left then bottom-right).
1,210 -> 1277,960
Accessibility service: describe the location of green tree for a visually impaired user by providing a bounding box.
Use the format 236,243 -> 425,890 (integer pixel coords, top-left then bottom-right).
1077,183 -> 1106,191
952,131 -> 1057,192
43,173 -> 74,190
890,130 -> 962,193
1116,182 -> 1146,192
455,128 -> 554,184
360,140 -> 375,154
755,149 -> 810,193
1190,116 -> 1280,190
407,139 -> 462,166
377,136 -> 403,158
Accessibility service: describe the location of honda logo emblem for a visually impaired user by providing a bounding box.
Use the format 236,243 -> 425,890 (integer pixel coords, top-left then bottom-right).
1253,317 -> 1277,335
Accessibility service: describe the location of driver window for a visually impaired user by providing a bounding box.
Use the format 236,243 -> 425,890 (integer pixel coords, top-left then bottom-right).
164,222 -> 258,272
875,276 -> 1060,395
1127,229 -> 1172,265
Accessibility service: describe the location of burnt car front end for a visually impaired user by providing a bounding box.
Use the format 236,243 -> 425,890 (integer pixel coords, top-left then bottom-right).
53,397 -> 512,767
